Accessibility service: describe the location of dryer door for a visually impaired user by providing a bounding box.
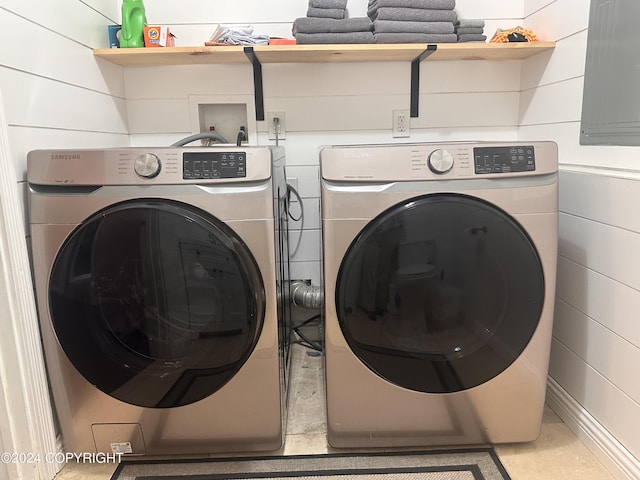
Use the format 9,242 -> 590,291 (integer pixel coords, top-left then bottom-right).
49,199 -> 265,408
336,193 -> 544,393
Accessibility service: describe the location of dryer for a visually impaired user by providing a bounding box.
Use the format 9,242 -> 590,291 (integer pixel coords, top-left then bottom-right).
28,146 -> 291,455
320,142 -> 558,448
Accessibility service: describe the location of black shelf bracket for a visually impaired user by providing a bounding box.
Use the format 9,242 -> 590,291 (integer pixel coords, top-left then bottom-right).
244,47 -> 265,121
410,44 -> 437,118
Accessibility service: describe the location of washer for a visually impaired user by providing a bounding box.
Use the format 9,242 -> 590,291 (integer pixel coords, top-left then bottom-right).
28,146 -> 291,455
321,141 -> 558,448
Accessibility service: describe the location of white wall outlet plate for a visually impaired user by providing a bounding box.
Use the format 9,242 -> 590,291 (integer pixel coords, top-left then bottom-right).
267,111 -> 286,140
392,109 -> 410,138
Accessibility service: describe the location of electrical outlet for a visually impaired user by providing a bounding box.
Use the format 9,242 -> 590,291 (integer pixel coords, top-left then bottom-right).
267,112 -> 286,140
392,109 -> 410,138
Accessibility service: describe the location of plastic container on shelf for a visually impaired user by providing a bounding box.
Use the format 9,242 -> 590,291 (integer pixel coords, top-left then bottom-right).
120,0 -> 146,48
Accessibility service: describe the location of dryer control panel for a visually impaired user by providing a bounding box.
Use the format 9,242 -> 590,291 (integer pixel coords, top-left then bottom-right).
320,141 -> 557,182
473,146 -> 535,174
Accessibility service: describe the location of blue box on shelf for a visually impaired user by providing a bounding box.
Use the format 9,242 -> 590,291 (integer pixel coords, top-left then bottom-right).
108,25 -> 121,48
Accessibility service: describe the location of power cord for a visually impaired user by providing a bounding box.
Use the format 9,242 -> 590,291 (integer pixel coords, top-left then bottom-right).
236,126 -> 247,146
273,116 -> 280,146
286,183 -> 303,222
292,313 -> 323,352
286,183 -> 304,257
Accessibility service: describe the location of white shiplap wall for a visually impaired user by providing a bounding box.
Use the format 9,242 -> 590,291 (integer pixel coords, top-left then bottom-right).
1,0 -> 128,187
522,1 -> 640,478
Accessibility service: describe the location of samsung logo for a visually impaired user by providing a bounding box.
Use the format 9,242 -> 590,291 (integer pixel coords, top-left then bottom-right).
345,151 -> 373,159
51,154 -> 81,160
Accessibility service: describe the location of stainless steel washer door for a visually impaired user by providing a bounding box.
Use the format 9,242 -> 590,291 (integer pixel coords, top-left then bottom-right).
336,193 -> 544,393
49,199 -> 265,408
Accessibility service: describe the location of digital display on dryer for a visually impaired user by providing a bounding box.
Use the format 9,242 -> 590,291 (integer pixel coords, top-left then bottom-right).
473,146 -> 535,174
183,151 -> 246,179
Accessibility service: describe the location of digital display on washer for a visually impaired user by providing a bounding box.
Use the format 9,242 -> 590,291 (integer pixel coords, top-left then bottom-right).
183,151 -> 246,179
473,146 -> 535,174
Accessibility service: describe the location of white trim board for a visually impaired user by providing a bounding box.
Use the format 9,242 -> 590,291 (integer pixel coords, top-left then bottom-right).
547,378 -> 640,480
560,164 -> 640,181
0,87 -> 59,479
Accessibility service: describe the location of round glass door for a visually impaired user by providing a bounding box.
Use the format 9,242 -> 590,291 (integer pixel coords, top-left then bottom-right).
336,193 -> 544,393
49,199 -> 265,408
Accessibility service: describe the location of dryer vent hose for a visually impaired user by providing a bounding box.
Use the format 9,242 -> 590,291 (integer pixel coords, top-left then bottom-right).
290,281 -> 324,310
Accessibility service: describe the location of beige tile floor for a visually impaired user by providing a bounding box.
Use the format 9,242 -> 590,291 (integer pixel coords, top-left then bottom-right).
54,341 -> 615,480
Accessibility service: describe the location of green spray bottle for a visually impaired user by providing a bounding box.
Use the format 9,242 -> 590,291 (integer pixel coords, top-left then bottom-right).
120,0 -> 147,48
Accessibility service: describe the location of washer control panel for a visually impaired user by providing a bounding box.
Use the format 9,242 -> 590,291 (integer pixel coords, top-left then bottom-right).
183,151 -> 246,180
26,147 -> 277,186
473,146 -> 535,174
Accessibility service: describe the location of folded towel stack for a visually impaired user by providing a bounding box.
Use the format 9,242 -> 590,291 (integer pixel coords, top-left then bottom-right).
455,19 -> 486,43
293,0 -> 375,44
292,17 -> 374,43
307,0 -> 348,20
367,0 -> 458,44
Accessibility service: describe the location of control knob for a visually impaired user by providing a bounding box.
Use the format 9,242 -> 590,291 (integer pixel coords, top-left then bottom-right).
428,149 -> 454,174
134,153 -> 161,178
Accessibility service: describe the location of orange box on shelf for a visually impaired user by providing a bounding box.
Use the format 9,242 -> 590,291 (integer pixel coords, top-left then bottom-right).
143,26 -> 175,47
268,38 -> 297,45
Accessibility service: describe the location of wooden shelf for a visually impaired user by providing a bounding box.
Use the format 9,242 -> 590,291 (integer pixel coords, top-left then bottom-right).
426,42 -> 555,60
251,43 -> 432,63
93,42 -> 555,121
93,42 -> 555,66
92,45 -> 248,66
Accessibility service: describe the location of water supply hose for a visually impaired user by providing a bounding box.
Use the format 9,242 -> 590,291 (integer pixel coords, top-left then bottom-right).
171,132 -> 229,146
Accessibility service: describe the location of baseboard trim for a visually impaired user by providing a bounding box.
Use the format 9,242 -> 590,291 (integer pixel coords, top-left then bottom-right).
546,378 -> 640,480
